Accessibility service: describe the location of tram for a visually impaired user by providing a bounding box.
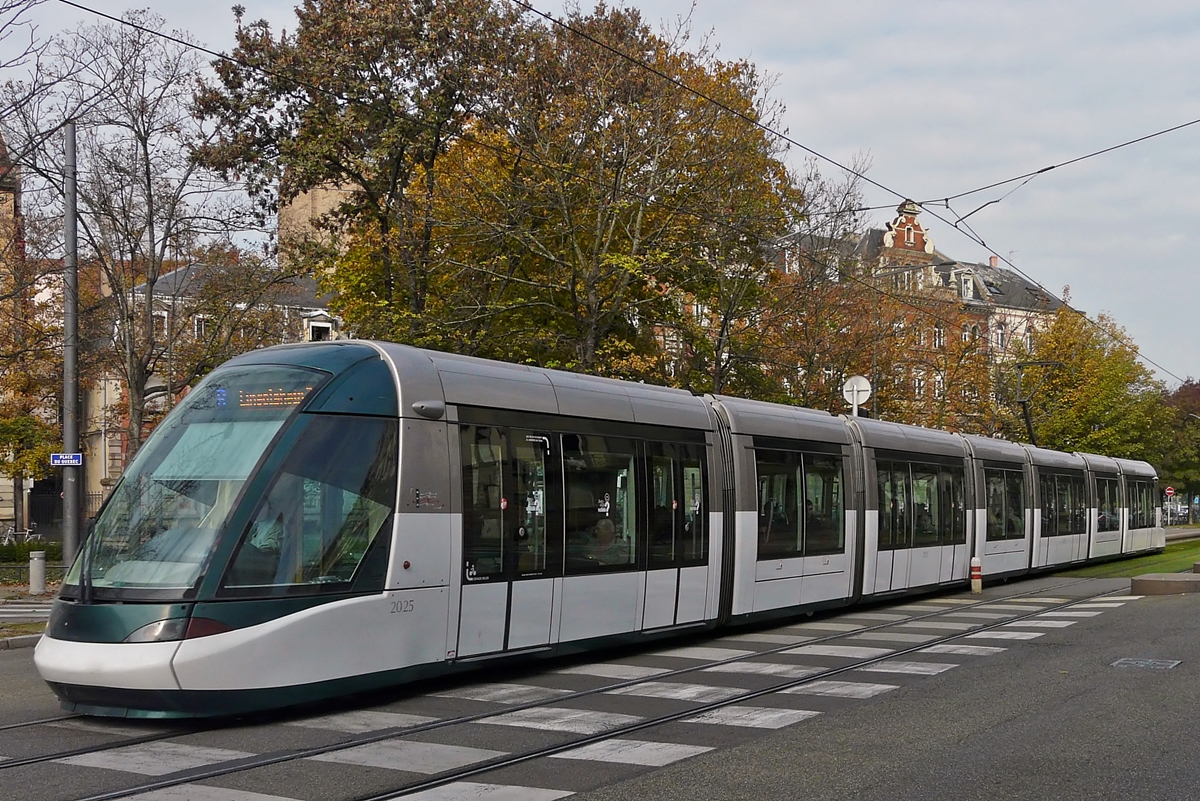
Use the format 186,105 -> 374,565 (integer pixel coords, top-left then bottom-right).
34,341 -> 1165,717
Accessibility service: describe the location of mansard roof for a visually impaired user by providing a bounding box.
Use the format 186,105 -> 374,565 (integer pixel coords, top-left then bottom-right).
136,264 -> 330,310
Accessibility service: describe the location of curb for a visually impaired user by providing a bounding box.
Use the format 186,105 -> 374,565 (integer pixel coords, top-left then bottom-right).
0,634 -> 41,650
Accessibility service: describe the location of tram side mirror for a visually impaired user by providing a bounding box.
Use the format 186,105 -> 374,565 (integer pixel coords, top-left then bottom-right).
411,400 -> 446,420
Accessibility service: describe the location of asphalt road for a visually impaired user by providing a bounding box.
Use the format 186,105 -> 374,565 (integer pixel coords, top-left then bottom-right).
4,574 -> 1199,800
574,576 -> 1200,801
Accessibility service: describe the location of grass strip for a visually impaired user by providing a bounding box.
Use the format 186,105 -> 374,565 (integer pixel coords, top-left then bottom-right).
1055,539 -> 1200,578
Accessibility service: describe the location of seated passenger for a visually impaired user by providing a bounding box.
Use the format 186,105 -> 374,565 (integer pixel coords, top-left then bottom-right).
586,518 -> 630,565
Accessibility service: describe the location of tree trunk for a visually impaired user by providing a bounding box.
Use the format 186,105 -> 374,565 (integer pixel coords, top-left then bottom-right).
12,474 -> 23,531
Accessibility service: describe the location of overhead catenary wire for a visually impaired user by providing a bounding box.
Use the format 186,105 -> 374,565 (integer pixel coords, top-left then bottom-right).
46,0 -> 1187,383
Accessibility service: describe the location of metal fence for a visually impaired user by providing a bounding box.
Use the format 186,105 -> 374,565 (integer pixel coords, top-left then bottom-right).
0,563 -> 66,587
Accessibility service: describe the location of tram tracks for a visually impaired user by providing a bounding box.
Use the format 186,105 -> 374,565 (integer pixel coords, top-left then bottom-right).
1,575 -> 1119,801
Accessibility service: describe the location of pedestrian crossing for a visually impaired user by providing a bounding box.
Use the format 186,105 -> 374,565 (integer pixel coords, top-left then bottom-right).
0,601 -> 52,621
35,593 -> 1139,801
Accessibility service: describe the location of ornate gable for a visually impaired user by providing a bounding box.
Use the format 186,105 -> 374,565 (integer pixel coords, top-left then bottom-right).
881,199 -> 933,256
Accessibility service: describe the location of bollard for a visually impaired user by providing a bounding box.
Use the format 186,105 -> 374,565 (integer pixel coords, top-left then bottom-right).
970,556 -> 982,595
29,550 -> 45,596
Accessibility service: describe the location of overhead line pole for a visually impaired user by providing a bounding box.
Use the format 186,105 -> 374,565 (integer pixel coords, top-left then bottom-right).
63,120 -> 80,565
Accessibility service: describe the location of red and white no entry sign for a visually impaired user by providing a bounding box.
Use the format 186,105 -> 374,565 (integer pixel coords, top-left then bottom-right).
1166,486 -> 1175,497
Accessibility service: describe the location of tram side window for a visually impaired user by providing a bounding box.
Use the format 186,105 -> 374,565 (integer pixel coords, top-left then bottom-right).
804,455 -> 844,555
756,450 -> 801,559
648,443 -> 709,569
756,449 -> 844,559
1041,473 -> 1086,537
877,461 -> 910,550
564,434 -> 637,572
1040,474 -> 1058,537
911,465 -> 940,547
460,426 -> 506,581
222,415 -> 398,596
941,466 -> 967,545
985,469 -> 1025,541
1128,480 -> 1154,529
682,449 -> 708,564
1096,478 -> 1119,532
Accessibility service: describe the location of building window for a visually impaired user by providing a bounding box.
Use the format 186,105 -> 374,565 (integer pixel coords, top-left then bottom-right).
904,226 -> 915,245
193,315 -> 210,340
933,324 -> 945,349
153,311 -> 168,337
995,322 -> 1007,350
309,323 -> 331,342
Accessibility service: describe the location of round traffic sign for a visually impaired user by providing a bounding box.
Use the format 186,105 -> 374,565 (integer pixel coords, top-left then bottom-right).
1166,486 -> 1175,497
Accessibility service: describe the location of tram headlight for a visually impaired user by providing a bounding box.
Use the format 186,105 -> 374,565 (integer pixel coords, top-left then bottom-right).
123,618 -> 188,643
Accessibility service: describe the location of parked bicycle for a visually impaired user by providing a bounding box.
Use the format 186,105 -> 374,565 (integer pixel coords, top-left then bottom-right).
1,524 -> 40,546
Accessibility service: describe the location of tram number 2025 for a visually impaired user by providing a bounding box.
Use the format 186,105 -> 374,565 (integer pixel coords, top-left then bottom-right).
390,599 -> 415,614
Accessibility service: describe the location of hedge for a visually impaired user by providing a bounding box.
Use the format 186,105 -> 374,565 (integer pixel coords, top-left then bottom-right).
0,542 -> 64,564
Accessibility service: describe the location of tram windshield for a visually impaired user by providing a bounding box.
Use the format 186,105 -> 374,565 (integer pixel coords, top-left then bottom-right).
63,365 -> 327,599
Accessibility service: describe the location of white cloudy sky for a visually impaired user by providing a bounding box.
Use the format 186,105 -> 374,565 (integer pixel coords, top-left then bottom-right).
18,0 -> 1200,386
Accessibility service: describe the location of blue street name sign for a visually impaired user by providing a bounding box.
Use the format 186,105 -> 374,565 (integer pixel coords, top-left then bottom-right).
51,453 -> 83,467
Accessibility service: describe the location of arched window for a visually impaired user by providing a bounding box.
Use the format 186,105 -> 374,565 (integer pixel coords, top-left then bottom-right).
995,322 -> 1007,350
904,226 -> 915,245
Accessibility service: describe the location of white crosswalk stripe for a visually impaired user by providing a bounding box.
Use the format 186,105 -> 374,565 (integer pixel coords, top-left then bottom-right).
896,620 -> 977,631
921,643 -> 1006,656
849,632 -> 939,644
404,783 -> 573,800
606,681 -> 747,703
1037,610 -> 1102,617
57,743 -> 255,776
552,738 -> 712,766
287,710 -> 438,733
685,705 -> 821,729
780,680 -> 897,699
1003,619 -> 1076,628
434,684 -> 571,704
308,741 -> 505,773
855,660 -> 958,676
721,632 -> 814,645
651,646 -> 754,661
480,707 -> 642,734
787,621 -> 865,632
127,787 -> 301,801
701,661 -> 821,678
784,644 -> 893,658
965,630 -> 1044,640
554,663 -> 670,680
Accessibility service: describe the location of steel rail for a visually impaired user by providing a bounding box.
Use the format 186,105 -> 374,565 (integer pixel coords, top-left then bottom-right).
63,576 -> 1115,801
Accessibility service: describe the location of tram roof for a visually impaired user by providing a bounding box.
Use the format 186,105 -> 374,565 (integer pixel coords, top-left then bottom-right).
1077,452 -> 1121,475
1023,445 -> 1087,470
712,395 -> 849,444
1113,457 -> 1158,479
376,342 -> 714,430
848,416 -> 968,458
960,433 -> 1030,464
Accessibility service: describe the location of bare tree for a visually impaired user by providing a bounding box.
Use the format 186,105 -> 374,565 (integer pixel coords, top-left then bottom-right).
3,11 -> 296,459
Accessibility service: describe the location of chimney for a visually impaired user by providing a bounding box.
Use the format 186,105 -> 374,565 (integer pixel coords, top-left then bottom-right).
989,255 -> 999,268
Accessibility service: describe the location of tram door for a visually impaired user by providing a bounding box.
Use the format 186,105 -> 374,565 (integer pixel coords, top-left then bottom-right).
458,426 -> 561,657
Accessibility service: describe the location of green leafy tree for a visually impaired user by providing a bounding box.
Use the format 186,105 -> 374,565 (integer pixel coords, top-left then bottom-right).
1158,380 -> 1200,506
195,0 -> 524,346
1003,307 -> 1171,461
